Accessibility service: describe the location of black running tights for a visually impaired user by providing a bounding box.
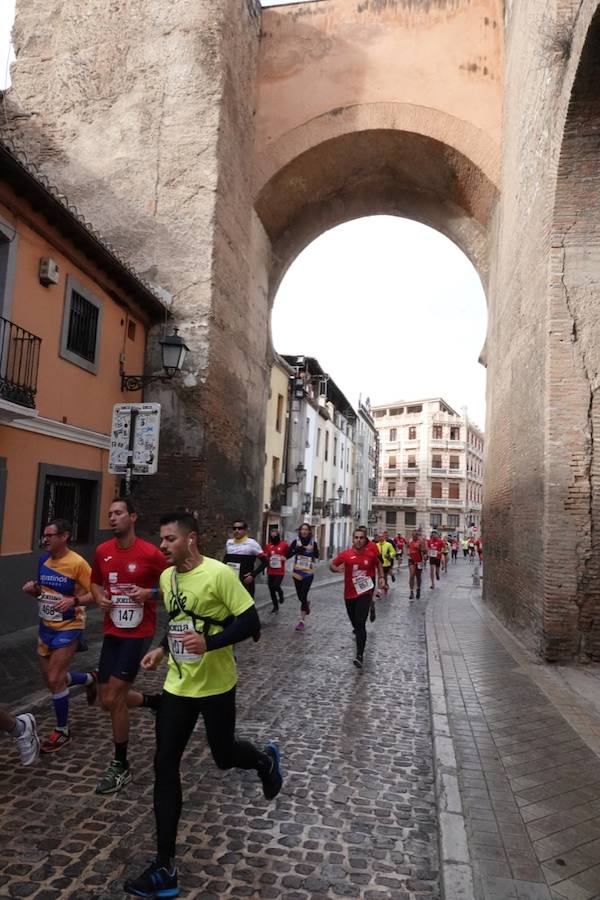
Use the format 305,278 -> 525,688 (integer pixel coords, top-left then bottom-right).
294,575 -> 313,612
345,593 -> 372,658
154,688 -> 268,864
268,574 -> 284,609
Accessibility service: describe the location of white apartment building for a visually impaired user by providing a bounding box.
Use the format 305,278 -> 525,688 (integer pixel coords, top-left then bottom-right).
355,398 -> 379,530
371,398 -> 484,538
281,356 -> 356,557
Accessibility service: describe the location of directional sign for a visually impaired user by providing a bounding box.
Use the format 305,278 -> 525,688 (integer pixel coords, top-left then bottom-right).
109,403 -> 161,475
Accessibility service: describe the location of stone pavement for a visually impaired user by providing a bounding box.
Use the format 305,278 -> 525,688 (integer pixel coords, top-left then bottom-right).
0,562 -> 439,899
6,558 -> 600,899
428,564 -> 600,900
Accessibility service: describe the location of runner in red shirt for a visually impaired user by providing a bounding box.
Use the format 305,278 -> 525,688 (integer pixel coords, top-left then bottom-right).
451,536 -> 459,564
407,530 -> 428,600
427,530 -> 445,590
475,537 -> 483,564
263,526 -> 289,613
90,498 -> 167,795
330,529 -> 385,668
395,534 -> 406,569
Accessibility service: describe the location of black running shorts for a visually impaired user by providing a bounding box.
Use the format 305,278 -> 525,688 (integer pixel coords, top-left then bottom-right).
98,634 -> 152,684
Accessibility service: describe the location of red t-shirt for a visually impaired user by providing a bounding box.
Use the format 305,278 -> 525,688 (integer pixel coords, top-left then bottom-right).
263,540 -> 289,576
91,537 -> 167,638
408,539 -> 424,563
332,547 -> 379,600
396,536 -> 405,550
427,538 -> 445,560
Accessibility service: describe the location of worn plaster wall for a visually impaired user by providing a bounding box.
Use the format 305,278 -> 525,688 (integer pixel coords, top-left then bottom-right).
8,0 -> 268,550
484,0 -> 600,658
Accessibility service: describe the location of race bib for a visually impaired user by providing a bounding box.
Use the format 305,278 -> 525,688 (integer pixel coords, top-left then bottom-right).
227,562 -> 241,575
110,594 -> 144,629
168,619 -> 203,663
270,554 -> 283,568
429,549 -> 438,559
352,572 -> 374,595
294,555 -> 313,573
38,591 -> 63,622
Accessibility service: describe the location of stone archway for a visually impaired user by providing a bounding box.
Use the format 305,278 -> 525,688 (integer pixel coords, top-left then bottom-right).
545,7 -> 600,661
252,104 -> 499,300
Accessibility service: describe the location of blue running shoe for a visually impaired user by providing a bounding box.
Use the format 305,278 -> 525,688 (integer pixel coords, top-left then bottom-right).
123,861 -> 179,898
261,741 -> 283,800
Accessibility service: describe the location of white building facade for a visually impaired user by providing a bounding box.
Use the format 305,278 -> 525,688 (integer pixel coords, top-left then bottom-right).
281,356 -> 356,557
354,398 -> 379,531
371,398 -> 484,538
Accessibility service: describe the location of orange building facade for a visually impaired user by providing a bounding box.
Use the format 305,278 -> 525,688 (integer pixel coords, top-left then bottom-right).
0,139 -> 166,634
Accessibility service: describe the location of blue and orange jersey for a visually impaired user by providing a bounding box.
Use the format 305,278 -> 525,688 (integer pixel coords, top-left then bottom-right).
37,550 -> 91,631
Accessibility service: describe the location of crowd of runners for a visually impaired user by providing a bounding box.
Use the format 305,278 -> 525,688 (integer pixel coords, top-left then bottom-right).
2,501 -> 482,898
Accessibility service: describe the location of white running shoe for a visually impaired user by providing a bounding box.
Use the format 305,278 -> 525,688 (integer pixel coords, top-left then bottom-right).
14,713 -> 40,766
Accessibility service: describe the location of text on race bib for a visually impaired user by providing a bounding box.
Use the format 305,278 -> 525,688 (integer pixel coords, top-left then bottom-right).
294,555 -> 313,572
227,562 -> 241,574
168,619 -> 203,663
352,573 -> 374,594
429,549 -> 438,558
110,594 -> 144,629
38,592 -> 63,622
269,554 -> 283,568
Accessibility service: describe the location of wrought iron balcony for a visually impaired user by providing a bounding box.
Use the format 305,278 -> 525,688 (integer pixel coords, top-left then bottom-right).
312,497 -> 324,512
0,316 -> 42,409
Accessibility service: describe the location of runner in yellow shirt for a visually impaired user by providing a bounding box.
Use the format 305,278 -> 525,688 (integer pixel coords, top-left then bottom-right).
124,510 -> 283,899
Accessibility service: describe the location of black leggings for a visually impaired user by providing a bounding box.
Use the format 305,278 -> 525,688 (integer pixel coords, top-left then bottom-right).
294,576 -> 313,612
268,574 -> 284,609
154,688 -> 267,864
345,593 -> 372,658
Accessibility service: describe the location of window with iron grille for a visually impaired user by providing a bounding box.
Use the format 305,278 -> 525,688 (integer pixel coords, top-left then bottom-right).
405,510 -> 416,526
60,275 -> 103,374
40,474 -> 96,544
385,510 -> 397,526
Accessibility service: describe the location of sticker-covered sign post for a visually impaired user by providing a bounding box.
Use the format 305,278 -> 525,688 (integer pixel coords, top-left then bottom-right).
109,403 -> 161,496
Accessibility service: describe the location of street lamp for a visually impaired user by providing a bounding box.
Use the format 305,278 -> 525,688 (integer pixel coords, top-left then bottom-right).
286,462 -> 306,487
120,327 -> 190,392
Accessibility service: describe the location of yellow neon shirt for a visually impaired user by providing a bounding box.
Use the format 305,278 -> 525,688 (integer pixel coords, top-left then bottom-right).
160,556 -> 254,699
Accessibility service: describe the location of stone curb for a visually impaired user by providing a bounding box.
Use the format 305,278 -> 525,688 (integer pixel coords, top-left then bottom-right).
425,597 -> 475,900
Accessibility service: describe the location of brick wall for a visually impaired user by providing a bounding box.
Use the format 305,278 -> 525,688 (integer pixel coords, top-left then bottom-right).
484,0 -> 600,659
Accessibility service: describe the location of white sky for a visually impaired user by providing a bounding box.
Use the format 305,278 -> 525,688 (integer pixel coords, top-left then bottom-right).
1,5 -> 486,429
272,217 -> 487,430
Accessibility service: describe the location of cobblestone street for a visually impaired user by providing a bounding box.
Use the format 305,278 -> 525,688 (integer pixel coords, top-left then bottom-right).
0,568 -> 440,899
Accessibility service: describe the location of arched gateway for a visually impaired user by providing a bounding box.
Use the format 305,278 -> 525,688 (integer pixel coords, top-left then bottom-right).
5,0 -> 600,658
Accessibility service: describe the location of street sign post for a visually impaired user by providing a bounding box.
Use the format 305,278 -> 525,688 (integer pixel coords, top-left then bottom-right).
109,403 -> 161,495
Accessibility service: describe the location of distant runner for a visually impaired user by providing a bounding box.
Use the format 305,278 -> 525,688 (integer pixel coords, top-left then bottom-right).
288,523 -> 319,632
427,530 -> 445,590
263,525 -> 289,613
408,530 -> 428,600
330,529 -> 385,668
223,520 -> 267,598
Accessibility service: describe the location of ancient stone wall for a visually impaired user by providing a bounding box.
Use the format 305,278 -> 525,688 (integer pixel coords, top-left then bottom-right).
483,0 -> 600,658
8,0 -> 267,551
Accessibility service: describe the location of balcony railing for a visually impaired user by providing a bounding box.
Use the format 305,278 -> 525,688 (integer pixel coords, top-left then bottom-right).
312,497 -> 324,512
374,495 -> 417,507
429,497 -> 463,507
403,466 -> 419,475
0,316 -> 42,409
429,467 -> 465,478
341,503 -> 352,517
